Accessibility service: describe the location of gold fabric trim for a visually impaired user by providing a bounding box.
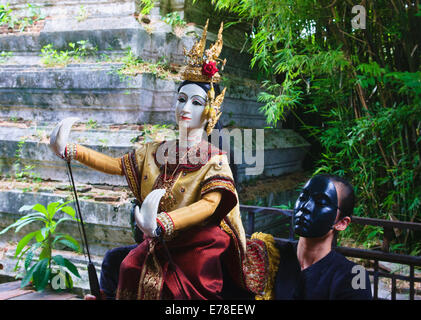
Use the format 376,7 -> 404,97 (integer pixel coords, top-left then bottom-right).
251,232 -> 280,300
137,240 -> 164,300
152,170 -> 183,213
116,288 -> 137,300
200,175 -> 236,196
122,152 -> 142,202
220,218 -> 247,288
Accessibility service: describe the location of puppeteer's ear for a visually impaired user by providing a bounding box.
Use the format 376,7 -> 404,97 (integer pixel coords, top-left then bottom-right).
333,216 -> 351,231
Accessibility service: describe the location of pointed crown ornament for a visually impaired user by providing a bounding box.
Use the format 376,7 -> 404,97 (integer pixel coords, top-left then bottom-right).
181,19 -> 227,135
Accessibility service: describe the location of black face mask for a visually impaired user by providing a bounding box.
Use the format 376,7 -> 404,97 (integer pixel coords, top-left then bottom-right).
293,176 -> 339,238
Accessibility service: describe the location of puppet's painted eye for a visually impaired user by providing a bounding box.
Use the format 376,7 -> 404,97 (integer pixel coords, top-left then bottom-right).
192,97 -> 205,106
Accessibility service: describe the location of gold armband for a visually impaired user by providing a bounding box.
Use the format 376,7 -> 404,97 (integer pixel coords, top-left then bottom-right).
156,212 -> 175,241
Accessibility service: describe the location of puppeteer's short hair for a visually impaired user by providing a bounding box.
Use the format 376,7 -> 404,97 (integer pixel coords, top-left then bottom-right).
316,174 -> 355,219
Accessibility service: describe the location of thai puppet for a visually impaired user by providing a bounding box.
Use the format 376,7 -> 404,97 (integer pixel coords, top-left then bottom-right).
49,20 -> 277,300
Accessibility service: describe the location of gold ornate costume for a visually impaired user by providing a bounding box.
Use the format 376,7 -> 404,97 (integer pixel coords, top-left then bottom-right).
71,141 -> 244,243
69,139 -> 257,299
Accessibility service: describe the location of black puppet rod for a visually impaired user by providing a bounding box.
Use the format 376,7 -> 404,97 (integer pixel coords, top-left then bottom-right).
66,160 -> 101,299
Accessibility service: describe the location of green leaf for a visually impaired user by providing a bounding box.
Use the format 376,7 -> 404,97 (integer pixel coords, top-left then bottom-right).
32,258 -> 50,291
57,239 -> 80,252
59,206 -> 76,218
39,227 -> 49,240
65,271 -> 74,289
55,217 -> 76,227
19,204 -> 36,212
30,204 -> 48,216
20,262 -> 37,288
47,202 -> 61,220
14,231 -> 38,258
24,242 -> 42,271
0,214 -> 43,234
39,244 -> 51,261
0,221 -> 20,235
15,218 -> 41,233
19,213 -> 48,220
52,255 -> 81,278
35,230 -> 45,242
56,200 -> 73,211
53,234 -> 81,252
24,249 -> 34,271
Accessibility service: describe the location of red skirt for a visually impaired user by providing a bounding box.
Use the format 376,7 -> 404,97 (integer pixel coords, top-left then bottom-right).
116,224 -> 232,300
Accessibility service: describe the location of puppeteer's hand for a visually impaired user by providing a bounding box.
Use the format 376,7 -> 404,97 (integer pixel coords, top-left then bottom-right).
135,189 -> 166,238
49,117 -> 80,158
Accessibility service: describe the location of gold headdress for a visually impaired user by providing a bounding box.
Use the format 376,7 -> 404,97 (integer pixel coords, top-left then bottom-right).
181,19 -> 227,135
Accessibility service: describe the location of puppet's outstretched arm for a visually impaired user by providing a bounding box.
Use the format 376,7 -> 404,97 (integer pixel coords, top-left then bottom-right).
49,117 -> 123,175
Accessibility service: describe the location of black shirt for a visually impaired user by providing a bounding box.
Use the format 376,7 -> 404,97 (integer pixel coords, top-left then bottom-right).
274,242 -> 372,300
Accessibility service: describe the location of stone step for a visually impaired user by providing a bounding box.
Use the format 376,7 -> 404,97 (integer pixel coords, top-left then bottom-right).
0,121 -> 310,184
0,120 -> 142,185
0,0 -> 136,19
0,13 -> 254,78
0,62 -> 177,125
1,15 -> 168,58
0,62 -> 265,127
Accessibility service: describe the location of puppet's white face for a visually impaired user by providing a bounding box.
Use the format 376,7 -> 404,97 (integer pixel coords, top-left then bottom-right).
175,84 -> 208,131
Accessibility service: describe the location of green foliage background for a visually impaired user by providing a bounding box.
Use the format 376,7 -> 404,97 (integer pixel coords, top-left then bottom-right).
210,0 -> 421,253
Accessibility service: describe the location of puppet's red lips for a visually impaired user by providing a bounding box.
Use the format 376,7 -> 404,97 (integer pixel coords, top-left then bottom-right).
180,116 -> 192,121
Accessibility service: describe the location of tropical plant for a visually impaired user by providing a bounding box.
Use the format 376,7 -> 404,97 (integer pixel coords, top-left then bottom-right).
0,3 -> 44,31
40,40 -> 98,67
0,200 -> 82,291
137,0 -> 155,15
0,51 -> 12,63
76,5 -> 89,22
13,138 -> 42,183
162,11 -> 187,28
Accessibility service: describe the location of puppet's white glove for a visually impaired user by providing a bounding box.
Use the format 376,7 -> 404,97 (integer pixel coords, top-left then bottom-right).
135,188 -> 166,238
49,117 -> 80,158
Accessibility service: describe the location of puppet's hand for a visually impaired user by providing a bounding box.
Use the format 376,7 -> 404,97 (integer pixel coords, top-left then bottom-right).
49,117 -> 80,158
135,189 -> 166,238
